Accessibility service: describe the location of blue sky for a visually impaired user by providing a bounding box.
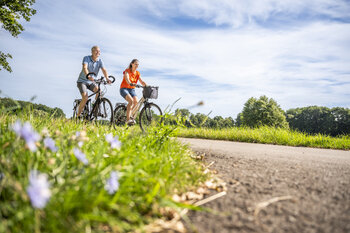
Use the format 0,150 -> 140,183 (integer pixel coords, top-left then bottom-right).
1,0 -> 349,118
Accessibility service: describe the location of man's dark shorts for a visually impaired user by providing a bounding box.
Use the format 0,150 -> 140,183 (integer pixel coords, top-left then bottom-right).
120,88 -> 137,99
77,82 -> 97,94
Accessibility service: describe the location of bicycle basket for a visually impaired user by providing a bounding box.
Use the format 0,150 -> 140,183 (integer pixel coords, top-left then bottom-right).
143,86 -> 158,99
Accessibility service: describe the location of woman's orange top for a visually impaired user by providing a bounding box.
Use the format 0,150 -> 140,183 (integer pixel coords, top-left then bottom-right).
120,69 -> 140,89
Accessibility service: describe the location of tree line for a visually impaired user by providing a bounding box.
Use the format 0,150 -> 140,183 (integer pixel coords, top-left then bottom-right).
0,97 -> 65,118
174,95 -> 350,136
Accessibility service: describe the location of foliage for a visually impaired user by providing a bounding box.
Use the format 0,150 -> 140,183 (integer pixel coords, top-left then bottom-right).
177,126 -> 350,150
0,0 -> 36,72
0,52 -> 13,73
286,106 -> 350,136
173,108 -> 235,129
0,97 -> 65,118
239,95 -> 289,129
0,110 -> 207,232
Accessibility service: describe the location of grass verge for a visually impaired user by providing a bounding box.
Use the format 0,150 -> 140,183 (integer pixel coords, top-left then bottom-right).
176,126 -> 350,150
0,112 -> 207,232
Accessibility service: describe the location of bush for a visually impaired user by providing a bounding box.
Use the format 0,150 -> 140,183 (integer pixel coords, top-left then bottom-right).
239,95 -> 288,128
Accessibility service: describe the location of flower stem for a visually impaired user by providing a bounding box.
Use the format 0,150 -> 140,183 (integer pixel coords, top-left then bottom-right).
35,210 -> 41,233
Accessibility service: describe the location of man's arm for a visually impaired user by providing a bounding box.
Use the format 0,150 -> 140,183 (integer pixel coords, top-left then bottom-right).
83,64 -> 94,81
101,67 -> 111,83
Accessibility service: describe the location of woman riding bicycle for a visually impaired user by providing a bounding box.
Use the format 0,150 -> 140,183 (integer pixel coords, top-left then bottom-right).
120,59 -> 147,125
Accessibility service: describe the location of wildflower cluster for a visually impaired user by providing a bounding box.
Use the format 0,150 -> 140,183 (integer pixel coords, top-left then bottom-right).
73,148 -> 89,165
11,120 -> 41,151
105,171 -> 120,194
27,170 -> 51,209
105,133 -> 121,149
6,120 -> 125,209
44,137 -> 58,152
9,120 -> 123,209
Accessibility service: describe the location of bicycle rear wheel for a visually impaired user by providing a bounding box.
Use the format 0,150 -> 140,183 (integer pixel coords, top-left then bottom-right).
72,100 -> 80,120
139,103 -> 163,132
72,99 -> 89,122
113,104 -> 127,128
93,98 -> 113,126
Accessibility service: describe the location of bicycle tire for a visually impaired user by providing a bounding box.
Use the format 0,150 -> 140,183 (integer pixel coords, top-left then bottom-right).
92,98 -> 114,126
72,101 -> 79,120
139,103 -> 163,132
113,104 -> 127,128
72,99 -> 88,122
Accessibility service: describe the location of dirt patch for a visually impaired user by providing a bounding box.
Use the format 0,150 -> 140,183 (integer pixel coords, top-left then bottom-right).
179,138 -> 350,233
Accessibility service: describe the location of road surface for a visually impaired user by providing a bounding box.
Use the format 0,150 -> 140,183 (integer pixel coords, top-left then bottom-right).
178,138 -> 350,233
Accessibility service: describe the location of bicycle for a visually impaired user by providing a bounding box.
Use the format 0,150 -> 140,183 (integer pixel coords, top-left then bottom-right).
113,84 -> 163,132
73,72 -> 115,126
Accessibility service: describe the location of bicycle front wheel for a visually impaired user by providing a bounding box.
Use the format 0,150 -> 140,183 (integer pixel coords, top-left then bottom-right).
139,103 -> 163,132
93,98 -> 113,125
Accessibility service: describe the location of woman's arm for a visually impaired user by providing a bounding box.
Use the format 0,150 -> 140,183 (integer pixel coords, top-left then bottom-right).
139,75 -> 147,86
124,72 -> 132,85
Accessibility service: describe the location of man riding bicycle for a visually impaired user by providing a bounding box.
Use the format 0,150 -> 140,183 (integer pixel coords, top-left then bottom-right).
76,45 -> 112,118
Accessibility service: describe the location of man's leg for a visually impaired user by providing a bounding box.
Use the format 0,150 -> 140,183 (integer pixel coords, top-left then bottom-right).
93,85 -> 99,101
77,92 -> 88,116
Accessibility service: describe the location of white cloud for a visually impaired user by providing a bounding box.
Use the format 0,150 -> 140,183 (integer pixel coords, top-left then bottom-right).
0,0 -> 349,118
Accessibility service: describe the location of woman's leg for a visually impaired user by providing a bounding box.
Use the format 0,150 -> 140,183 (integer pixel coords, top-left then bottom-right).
131,96 -> 139,118
125,94 -> 134,121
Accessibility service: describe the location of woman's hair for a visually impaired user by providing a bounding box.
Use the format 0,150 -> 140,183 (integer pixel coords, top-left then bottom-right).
128,59 -> 139,70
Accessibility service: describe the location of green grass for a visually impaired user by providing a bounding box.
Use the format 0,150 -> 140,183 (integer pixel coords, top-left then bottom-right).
0,112 -> 207,233
176,126 -> 350,150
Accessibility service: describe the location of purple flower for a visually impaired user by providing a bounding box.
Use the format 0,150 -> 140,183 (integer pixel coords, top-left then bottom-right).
78,141 -> 84,148
105,171 -> 120,194
27,170 -> 51,209
105,133 -> 121,149
11,121 -> 41,152
73,148 -> 89,165
44,137 -> 58,152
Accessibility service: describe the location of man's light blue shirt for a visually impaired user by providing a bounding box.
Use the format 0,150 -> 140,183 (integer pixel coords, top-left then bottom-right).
77,56 -> 105,83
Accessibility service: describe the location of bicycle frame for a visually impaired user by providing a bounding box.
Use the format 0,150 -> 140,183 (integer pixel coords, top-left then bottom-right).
130,96 -> 146,119
74,74 -> 115,121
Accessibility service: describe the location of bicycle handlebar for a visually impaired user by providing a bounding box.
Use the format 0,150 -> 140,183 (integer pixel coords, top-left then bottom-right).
131,84 -> 158,88
86,72 -> 115,84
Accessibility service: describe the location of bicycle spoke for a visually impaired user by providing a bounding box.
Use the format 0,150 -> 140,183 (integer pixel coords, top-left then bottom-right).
139,103 -> 163,132
94,98 -> 113,126
113,105 -> 127,128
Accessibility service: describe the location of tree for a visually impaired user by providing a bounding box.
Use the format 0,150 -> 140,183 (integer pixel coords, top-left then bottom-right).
240,95 -> 289,128
286,106 -> 350,136
235,112 -> 242,126
0,0 -> 36,72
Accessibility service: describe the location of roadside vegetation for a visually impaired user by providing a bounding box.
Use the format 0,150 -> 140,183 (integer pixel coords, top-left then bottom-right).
176,127 -> 350,150
174,96 -> 350,150
0,106 -> 207,232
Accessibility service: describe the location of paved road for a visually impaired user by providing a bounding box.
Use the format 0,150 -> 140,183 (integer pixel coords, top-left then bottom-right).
178,138 -> 350,233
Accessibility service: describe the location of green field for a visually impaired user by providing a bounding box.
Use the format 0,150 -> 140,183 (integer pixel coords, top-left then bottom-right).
0,112 -> 207,232
176,126 -> 350,150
